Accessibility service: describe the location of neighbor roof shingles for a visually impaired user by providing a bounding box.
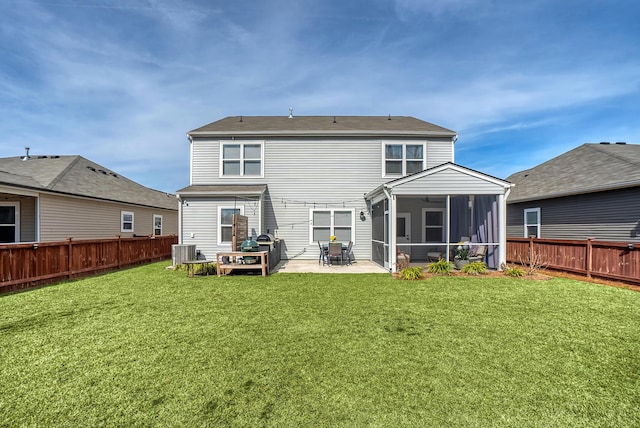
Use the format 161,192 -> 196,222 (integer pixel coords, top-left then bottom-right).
0,155 -> 177,210
507,143 -> 640,203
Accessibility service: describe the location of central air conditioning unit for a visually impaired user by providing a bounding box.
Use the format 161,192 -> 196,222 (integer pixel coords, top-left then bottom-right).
172,244 -> 196,266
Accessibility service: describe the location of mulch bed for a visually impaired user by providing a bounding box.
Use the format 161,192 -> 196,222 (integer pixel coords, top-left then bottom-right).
397,269 -> 640,292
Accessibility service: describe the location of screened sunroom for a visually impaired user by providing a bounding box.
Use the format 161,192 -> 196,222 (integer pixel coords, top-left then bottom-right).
365,163 -> 512,272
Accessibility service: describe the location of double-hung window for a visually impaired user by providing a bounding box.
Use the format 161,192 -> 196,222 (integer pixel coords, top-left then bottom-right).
524,208 -> 541,238
0,202 -> 19,243
221,141 -> 263,177
310,209 -> 355,243
218,207 -> 244,245
153,214 -> 163,236
384,143 -> 425,177
422,208 -> 444,242
121,211 -> 134,233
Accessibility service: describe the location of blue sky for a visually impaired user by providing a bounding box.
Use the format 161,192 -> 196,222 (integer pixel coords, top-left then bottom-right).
1,0 -> 639,193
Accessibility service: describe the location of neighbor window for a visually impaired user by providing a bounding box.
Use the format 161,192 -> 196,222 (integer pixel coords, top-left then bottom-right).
0,202 -> 19,243
524,208 -> 540,238
422,208 -> 444,242
310,209 -> 355,243
153,214 -> 163,235
384,143 -> 425,176
221,141 -> 263,177
121,211 -> 134,232
218,207 -> 244,244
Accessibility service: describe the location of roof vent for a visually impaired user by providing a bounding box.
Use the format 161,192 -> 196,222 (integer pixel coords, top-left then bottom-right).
599,141 -> 610,144
37,155 -> 48,159
388,114 -> 391,120
288,107 -> 293,118
21,147 -> 30,161
615,141 -> 626,145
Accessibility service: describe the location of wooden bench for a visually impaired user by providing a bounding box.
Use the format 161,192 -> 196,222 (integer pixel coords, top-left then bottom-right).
216,251 -> 269,277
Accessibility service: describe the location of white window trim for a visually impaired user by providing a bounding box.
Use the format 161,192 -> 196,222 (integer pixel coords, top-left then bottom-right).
121,211 -> 134,233
381,141 -> 426,178
421,208 -> 445,243
217,206 -> 245,246
219,140 -> 265,178
0,202 -> 20,243
153,214 -> 163,236
524,207 -> 541,238
309,208 -> 356,245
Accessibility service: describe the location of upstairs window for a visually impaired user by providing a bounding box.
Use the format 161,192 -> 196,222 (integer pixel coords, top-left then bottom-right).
221,142 -> 263,177
524,208 -> 540,238
384,143 -> 425,176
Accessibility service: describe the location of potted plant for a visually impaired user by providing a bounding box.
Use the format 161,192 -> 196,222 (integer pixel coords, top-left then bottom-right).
454,244 -> 470,270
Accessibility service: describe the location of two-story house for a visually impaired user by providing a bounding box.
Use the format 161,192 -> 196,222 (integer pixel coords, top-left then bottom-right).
176,115 -> 512,272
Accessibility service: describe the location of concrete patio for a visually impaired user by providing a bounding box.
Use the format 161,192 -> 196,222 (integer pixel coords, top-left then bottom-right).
272,259 -> 389,274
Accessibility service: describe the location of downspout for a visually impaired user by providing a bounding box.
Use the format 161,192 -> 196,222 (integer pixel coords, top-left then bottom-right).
188,134 -> 194,186
451,134 -> 458,164
177,194 -> 183,245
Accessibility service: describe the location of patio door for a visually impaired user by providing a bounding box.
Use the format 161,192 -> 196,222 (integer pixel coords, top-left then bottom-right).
397,213 -> 411,256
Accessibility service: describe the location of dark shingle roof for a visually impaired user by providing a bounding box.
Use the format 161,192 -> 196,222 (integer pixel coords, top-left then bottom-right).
506,143 -> 640,203
189,116 -> 457,137
0,155 -> 177,210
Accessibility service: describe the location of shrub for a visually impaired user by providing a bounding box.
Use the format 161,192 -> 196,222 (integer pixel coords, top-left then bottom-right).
427,259 -> 452,275
176,263 -> 217,275
503,265 -> 525,277
461,261 -> 488,275
398,266 -> 424,280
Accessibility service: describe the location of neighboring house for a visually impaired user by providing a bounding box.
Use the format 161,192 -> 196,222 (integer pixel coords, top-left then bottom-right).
506,142 -> 640,242
0,152 -> 178,243
177,115 -> 512,272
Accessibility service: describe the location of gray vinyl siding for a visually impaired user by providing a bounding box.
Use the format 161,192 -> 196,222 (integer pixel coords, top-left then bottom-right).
391,170 -> 506,195
20,197 -> 36,242
39,193 -> 178,242
506,187 -> 640,242
187,136 -> 456,260
181,197 -> 262,260
426,139 -> 454,169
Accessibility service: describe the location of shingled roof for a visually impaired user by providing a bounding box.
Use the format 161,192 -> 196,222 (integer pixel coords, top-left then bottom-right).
506,143 -> 640,203
188,116 -> 457,137
0,155 -> 177,210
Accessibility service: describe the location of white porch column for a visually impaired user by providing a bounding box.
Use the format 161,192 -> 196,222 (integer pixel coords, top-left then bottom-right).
389,193 -> 397,272
498,193 -> 507,269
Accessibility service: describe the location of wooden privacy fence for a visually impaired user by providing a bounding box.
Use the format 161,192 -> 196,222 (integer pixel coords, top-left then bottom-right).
0,235 -> 178,292
507,237 -> 639,285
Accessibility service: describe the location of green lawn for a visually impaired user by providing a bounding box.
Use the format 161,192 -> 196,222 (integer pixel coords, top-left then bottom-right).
1,263 -> 639,427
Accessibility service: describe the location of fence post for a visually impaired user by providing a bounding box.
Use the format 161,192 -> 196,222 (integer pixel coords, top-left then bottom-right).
586,237 -> 593,279
67,238 -> 73,279
529,235 -> 535,268
117,235 -> 122,269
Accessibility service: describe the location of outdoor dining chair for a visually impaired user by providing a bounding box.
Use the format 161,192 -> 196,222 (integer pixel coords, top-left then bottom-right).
344,241 -> 353,265
327,242 -> 344,265
318,241 -> 328,265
